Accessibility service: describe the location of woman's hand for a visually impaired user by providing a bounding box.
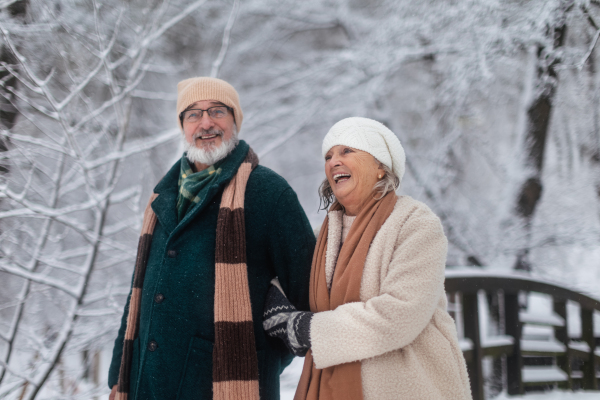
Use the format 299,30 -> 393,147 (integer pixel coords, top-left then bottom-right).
263,282 -> 313,356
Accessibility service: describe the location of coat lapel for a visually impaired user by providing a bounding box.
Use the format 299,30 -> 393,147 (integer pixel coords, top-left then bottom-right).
325,210 -> 343,289
151,161 -> 180,234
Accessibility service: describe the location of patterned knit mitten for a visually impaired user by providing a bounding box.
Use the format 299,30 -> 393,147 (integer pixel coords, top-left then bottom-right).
263,280 -> 313,357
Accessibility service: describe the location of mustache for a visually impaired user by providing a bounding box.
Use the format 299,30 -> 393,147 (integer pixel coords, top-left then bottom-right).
192,129 -> 224,139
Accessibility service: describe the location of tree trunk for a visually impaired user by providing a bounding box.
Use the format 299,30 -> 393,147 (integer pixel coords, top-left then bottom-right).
514,0 -> 574,271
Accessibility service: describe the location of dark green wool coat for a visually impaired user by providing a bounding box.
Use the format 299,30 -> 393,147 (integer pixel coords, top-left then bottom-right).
108,141 -> 315,400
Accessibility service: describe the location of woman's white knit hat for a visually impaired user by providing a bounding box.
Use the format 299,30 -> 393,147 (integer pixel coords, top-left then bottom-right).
322,117 -> 406,181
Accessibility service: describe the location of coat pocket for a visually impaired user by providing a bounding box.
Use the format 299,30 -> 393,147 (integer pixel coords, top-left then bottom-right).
176,336 -> 214,400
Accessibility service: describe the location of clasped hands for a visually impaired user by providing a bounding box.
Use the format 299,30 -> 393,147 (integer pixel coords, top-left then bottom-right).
262,279 -> 313,357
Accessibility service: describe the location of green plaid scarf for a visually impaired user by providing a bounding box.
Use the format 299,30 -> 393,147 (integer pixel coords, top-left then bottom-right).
176,155 -> 222,221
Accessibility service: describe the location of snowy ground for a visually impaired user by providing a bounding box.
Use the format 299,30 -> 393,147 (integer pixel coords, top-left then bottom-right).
280,357 -> 305,400
279,357 -> 600,400
494,391 -> 600,399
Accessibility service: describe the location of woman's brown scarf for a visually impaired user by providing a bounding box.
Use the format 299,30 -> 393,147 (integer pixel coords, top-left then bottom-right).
294,192 -> 397,400
115,149 -> 260,400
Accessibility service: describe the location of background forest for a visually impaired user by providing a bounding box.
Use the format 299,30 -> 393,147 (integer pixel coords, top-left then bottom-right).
0,0 -> 599,398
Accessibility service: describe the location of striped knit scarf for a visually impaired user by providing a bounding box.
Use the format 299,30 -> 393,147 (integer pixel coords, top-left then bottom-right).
116,148 -> 260,400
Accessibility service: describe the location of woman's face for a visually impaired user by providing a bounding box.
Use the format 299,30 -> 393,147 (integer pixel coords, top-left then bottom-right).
324,145 -> 384,215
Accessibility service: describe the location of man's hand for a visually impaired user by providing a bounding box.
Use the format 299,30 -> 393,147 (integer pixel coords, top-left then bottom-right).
263,280 -> 313,356
109,385 -> 117,400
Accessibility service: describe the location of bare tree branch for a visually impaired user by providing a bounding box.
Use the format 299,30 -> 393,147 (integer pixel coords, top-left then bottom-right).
211,0 -> 240,78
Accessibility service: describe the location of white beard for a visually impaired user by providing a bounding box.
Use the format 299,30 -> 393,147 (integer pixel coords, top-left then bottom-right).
184,127 -> 238,166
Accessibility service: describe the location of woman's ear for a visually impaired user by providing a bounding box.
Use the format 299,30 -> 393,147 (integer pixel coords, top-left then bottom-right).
377,163 -> 385,179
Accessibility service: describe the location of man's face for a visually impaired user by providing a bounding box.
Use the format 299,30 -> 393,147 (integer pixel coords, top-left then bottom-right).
182,100 -> 236,152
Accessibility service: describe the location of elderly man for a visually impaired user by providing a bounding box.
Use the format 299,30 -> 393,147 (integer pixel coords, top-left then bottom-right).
108,77 -> 315,400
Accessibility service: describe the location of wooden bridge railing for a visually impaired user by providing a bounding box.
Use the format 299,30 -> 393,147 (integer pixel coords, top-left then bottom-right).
445,269 -> 600,400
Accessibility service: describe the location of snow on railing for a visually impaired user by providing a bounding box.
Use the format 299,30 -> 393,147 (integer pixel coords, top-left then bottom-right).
445,267 -> 600,400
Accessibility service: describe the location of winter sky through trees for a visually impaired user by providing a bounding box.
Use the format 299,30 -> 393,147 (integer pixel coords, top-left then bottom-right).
0,0 -> 599,398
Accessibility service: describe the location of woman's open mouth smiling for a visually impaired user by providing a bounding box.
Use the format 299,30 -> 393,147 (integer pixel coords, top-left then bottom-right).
333,173 -> 351,184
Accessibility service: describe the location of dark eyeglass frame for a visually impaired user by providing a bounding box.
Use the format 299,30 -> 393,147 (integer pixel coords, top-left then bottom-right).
179,106 -> 233,126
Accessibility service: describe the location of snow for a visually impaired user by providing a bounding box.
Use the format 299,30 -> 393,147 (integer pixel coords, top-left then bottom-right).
445,269 -> 600,303
521,339 -> 565,353
520,312 -> 565,327
522,366 -> 568,383
278,359 -> 600,399
482,335 -> 514,348
459,338 -> 474,351
280,357 -> 305,400
494,390 -> 600,399
571,371 -> 584,379
523,325 -> 554,341
1,0 -> 600,398
568,341 -> 590,353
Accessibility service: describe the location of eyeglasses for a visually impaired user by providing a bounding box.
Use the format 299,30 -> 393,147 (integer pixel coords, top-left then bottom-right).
180,106 -> 232,124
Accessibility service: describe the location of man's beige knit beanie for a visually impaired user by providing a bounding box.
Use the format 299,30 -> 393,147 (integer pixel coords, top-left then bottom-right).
322,117 -> 406,182
176,77 -> 243,130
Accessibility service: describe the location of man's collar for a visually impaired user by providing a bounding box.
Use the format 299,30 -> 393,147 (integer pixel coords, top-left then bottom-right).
151,140 -> 250,234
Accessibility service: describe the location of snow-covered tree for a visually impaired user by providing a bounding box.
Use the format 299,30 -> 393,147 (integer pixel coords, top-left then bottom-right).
0,0 -> 599,398
0,0 -> 204,397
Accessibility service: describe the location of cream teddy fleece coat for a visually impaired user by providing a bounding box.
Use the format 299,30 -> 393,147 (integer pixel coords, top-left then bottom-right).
310,196 -> 472,400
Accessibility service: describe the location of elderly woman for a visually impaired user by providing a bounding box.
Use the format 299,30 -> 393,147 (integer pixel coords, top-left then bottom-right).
263,117 -> 471,400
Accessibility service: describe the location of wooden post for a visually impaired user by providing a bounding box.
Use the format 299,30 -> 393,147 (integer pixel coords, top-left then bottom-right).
581,308 -> 598,390
463,291 -> 484,400
505,292 -> 523,395
487,290 -> 504,396
553,299 -> 572,389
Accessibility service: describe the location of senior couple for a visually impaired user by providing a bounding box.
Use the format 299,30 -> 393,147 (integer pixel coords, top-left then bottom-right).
108,77 -> 472,400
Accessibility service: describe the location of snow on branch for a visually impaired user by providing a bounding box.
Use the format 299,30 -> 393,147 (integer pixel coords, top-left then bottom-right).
137,0 -> 209,55
211,0 -> 240,78
0,261 -> 79,299
84,128 -> 180,169
0,1 -> 195,397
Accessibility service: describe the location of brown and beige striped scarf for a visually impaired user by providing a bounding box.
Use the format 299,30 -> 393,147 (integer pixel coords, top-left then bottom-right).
116,148 -> 260,400
295,192 -> 397,400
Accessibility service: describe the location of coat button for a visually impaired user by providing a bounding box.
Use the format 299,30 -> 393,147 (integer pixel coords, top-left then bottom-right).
167,249 -> 177,258
154,293 -> 165,303
148,341 -> 158,352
